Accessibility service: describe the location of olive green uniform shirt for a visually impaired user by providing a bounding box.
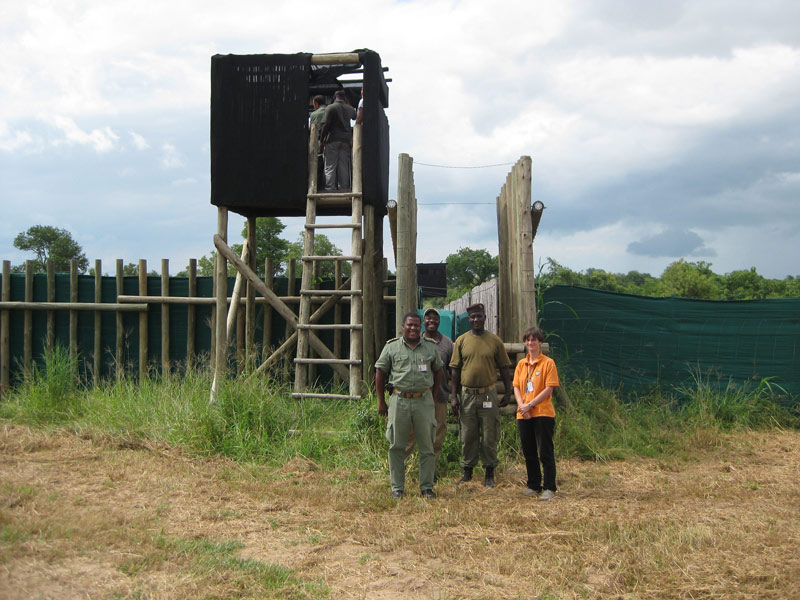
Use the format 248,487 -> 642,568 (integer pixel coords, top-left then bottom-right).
375,336 -> 444,392
450,331 -> 511,388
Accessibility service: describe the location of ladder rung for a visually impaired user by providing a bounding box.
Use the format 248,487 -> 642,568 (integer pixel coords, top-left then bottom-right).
301,255 -> 361,262
305,223 -> 361,229
290,394 -> 361,401
294,358 -> 362,365
300,289 -> 362,296
308,192 -> 362,199
296,324 -> 363,330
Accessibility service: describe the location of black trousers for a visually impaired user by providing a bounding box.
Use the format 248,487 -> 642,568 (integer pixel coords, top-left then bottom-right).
517,416 -> 556,492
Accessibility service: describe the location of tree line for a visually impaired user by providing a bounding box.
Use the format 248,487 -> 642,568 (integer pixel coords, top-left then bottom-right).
10,225 -> 799,300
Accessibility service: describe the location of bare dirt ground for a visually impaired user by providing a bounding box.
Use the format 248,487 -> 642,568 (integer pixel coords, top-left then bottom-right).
1,423 -> 799,599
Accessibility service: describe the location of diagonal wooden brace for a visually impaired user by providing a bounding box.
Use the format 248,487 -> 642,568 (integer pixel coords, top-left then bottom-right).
214,235 -> 349,380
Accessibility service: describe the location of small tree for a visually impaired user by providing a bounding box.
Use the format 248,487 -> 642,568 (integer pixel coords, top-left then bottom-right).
445,247 -> 498,295
13,225 -> 89,273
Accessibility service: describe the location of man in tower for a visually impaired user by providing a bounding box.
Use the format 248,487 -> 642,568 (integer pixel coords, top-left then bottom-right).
320,90 -> 356,192
449,303 -> 513,488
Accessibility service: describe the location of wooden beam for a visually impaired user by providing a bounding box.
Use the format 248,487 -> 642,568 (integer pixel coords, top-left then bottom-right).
311,53 -> 360,65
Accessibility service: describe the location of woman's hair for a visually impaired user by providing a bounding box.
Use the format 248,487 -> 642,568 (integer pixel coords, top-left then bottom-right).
522,326 -> 545,342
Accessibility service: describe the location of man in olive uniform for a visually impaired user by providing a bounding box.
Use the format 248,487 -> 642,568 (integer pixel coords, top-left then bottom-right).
450,303 -> 513,487
376,312 -> 444,498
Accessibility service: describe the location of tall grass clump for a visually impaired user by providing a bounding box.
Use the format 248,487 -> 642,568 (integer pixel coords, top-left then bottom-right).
1,345 -> 83,423
676,369 -> 797,431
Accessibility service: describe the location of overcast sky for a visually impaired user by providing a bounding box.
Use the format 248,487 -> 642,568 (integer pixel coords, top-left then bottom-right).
2,0 -> 799,279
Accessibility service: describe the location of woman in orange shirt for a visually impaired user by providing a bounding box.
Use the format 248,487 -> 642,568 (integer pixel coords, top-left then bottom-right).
512,327 -> 560,500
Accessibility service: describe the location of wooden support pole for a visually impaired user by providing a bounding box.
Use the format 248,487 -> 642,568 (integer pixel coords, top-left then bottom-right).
116,259 -> 124,379
262,257 -> 274,353
333,261 -> 342,387
161,258 -> 170,376
70,259 -> 78,364
350,123 -> 364,397
285,258 -> 296,381
211,207 -> 228,401
310,53 -> 360,65
386,199 -> 398,264
47,260 -> 55,352
246,217 -> 257,366
396,153 -> 417,336
24,261 -> 33,377
227,240 -> 249,339
94,259 -> 102,381
1,261 -> 10,396
187,258 -> 196,368
138,259 -> 148,379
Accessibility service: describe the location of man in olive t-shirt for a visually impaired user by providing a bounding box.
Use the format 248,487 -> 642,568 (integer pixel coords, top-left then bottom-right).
449,303 -> 512,487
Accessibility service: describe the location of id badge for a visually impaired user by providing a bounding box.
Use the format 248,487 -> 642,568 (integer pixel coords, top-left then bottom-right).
418,363 -> 427,372
483,401 -> 493,409
526,381 -> 533,393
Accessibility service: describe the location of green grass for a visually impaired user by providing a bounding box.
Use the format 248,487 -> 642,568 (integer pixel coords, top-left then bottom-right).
1,348 -> 797,471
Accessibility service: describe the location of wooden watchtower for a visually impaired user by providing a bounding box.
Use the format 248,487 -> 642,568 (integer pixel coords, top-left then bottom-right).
209,50 -> 390,399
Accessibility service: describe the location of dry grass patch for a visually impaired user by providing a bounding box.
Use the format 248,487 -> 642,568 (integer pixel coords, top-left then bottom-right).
1,423 -> 799,599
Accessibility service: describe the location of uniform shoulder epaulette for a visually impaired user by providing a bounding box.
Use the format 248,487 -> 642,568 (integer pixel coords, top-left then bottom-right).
385,336 -> 400,344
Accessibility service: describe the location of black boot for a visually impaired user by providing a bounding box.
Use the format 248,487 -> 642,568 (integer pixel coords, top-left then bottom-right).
484,466 -> 496,488
457,467 -> 473,484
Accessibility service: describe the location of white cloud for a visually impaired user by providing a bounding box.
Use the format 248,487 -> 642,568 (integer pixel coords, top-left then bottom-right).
130,131 -> 149,150
160,143 -> 184,169
39,114 -> 119,152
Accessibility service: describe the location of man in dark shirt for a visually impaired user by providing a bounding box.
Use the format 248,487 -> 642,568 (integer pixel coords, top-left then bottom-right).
320,90 -> 356,192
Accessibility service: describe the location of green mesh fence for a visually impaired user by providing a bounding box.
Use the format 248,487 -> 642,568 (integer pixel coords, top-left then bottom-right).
539,285 -> 800,398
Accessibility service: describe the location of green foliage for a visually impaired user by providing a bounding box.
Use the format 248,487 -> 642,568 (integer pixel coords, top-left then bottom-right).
445,247 -> 498,299
537,257 -> 800,300
13,225 -> 89,273
287,232 -> 351,280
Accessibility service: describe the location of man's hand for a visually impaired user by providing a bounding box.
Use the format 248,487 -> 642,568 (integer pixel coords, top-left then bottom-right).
498,390 -> 514,407
378,398 -> 388,417
450,393 -> 460,416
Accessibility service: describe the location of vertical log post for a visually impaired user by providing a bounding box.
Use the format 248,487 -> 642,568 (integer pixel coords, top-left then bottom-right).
24,260 -> 33,377
138,259 -> 148,380
246,217 -> 257,368
396,153 -> 418,335
350,124 -> 364,397
262,257 -> 274,355
211,207 -> 228,401
70,259 -> 78,364
284,258 -> 296,382
1,261 -> 11,396
333,260 -> 342,387
47,260 -> 55,352
161,259 -> 170,376
116,259 -> 124,379
187,258 -> 197,369
94,259 -> 102,381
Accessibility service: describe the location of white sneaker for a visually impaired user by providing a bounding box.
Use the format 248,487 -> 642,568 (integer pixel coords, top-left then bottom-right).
539,490 -> 554,501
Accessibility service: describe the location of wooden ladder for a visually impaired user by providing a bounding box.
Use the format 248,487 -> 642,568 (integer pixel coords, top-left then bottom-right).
292,123 -> 363,400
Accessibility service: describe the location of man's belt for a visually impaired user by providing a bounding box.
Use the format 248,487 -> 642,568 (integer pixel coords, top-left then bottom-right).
395,389 -> 431,398
463,385 -> 491,394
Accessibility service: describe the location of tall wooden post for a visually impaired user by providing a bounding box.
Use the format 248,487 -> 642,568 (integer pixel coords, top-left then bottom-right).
116,259 -> 124,378
187,258 -> 197,368
211,207 -> 228,401
350,124 -> 364,397
161,259 -> 170,376
262,257 -> 274,353
94,259 -> 102,380
24,261 -> 33,377
396,153 -> 418,335
47,260 -> 55,352
70,259 -> 79,364
246,217 -> 257,367
138,259 -> 148,379
1,261 -> 11,396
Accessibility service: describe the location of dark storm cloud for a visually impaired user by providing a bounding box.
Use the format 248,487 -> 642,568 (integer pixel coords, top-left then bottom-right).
627,229 -> 715,257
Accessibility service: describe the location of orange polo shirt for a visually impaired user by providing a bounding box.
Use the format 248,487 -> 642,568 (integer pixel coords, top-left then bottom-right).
512,353 -> 559,419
